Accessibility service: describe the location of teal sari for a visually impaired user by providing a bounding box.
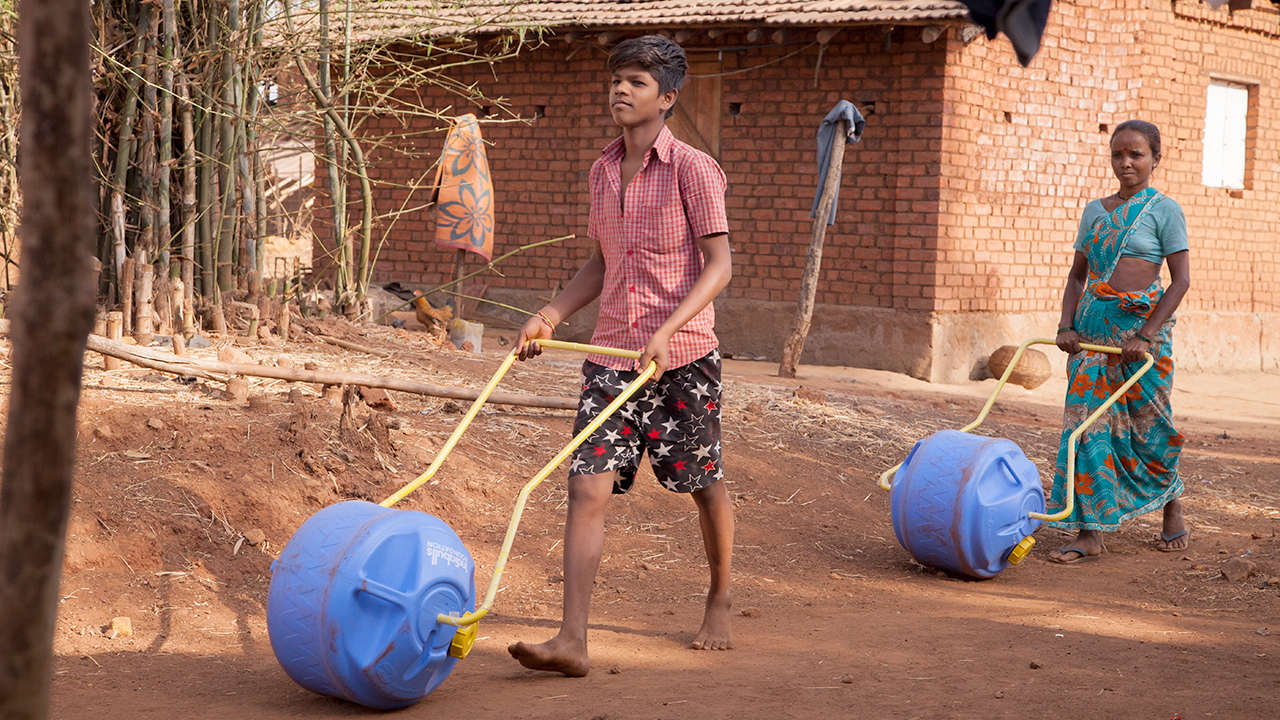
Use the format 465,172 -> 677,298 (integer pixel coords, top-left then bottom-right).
1048,187 -> 1185,531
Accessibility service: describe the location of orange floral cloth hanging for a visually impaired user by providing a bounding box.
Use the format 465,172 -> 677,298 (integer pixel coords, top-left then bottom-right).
431,114 -> 494,260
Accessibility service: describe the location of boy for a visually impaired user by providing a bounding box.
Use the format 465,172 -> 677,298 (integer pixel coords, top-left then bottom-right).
508,35 -> 734,677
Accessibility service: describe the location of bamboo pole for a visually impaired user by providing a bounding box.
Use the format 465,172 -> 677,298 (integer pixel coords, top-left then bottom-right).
196,87 -> 215,299
177,73 -> 197,326
157,0 -> 175,271
215,2 -> 237,292
107,6 -> 149,284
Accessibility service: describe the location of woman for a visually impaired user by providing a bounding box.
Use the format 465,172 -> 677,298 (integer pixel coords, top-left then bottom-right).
1048,120 -> 1191,564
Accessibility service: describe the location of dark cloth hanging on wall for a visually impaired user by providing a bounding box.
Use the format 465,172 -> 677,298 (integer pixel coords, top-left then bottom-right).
810,100 -> 865,227
958,0 -> 1054,66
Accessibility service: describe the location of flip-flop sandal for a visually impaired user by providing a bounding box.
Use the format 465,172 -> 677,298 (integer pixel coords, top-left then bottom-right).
1157,528 -> 1189,552
1049,545 -> 1102,565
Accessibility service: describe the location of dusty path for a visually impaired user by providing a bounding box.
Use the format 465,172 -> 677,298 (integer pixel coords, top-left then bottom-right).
36,326 -> 1280,719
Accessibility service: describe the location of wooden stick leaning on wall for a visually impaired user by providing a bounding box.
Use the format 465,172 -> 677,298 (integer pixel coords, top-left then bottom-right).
778,118 -> 848,379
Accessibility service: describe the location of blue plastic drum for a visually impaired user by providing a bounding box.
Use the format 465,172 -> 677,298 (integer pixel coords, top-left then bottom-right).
890,430 -> 1044,579
267,500 -> 476,709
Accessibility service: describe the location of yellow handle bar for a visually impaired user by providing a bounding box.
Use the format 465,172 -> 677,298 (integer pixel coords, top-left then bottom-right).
377,339 -> 654,629
877,337 -> 1154,523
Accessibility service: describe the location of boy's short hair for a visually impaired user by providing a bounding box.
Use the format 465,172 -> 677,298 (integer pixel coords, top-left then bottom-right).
608,35 -> 688,96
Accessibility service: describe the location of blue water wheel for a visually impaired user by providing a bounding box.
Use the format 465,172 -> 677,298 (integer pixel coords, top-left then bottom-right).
267,500 -> 476,709
890,430 -> 1045,579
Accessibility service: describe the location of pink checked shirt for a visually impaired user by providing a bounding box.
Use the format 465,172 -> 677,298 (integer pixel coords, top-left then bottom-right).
586,126 -> 729,370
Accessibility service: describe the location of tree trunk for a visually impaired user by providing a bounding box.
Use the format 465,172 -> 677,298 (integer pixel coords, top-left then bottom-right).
0,0 -> 96,714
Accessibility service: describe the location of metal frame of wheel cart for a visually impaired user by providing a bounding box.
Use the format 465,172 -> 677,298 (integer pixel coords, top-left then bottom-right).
376,339 -> 656,660
876,337 -> 1154,564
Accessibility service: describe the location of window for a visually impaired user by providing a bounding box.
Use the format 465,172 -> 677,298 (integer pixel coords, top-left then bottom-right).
1202,79 -> 1249,189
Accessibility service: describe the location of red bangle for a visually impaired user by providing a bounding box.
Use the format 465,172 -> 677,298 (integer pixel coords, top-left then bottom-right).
536,310 -> 555,332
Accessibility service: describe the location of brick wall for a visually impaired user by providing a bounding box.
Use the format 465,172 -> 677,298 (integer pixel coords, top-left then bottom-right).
315,2 -> 1280,378
314,28 -> 953,314
940,0 -> 1279,316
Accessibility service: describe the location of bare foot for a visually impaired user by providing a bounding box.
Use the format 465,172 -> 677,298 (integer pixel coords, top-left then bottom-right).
507,635 -> 590,677
1156,498 -> 1188,552
1047,529 -> 1105,564
690,593 -> 734,650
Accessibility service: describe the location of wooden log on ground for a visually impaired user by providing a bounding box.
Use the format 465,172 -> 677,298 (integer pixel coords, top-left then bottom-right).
5,321 -> 573,410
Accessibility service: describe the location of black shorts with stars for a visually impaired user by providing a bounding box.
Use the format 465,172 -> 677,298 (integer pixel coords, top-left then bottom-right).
568,349 -> 723,494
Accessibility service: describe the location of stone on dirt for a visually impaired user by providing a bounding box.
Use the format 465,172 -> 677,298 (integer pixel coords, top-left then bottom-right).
359,386 -> 397,412
187,333 -> 213,349
243,528 -> 266,546
226,378 -> 250,405
740,607 -> 761,618
321,385 -> 343,405
107,616 -> 132,638
288,387 -> 304,404
217,346 -> 253,365
1222,557 -> 1257,582
793,386 -> 825,405
93,424 -> 115,440
146,418 -> 165,430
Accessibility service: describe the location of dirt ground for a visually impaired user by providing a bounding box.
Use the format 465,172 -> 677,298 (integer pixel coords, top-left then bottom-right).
30,317 -> 1280,719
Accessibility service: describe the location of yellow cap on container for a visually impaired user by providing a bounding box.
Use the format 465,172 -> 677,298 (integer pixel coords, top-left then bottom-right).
1007,536 -> 1036,565
449,622 -> 479,659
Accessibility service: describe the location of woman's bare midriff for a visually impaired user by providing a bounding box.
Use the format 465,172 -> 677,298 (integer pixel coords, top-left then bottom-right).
1106,255 -> 1161,292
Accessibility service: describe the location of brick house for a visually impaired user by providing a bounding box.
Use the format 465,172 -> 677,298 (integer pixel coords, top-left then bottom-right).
320,0 -> 1280,381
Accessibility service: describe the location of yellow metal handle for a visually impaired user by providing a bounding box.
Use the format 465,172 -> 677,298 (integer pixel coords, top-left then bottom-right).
439,359 -> 655,631
375,338 -> 653,637
1030,342 -> 1153,522
877,338 -> 1154,525
380,339 -> 642,507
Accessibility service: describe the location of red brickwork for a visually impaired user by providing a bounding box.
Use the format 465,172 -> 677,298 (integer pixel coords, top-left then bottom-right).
314,27 -> 953,313
939,0 -> 1280,317
314,1 -> 1279,373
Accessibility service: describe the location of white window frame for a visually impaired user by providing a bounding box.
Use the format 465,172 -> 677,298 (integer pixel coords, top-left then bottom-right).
1202,79 -> 1249,189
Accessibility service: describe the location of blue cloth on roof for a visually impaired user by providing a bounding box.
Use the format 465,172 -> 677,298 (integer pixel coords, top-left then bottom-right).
811,100 -> 865,227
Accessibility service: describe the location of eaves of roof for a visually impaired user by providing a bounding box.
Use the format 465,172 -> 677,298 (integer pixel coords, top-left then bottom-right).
310,0 -> 972,44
